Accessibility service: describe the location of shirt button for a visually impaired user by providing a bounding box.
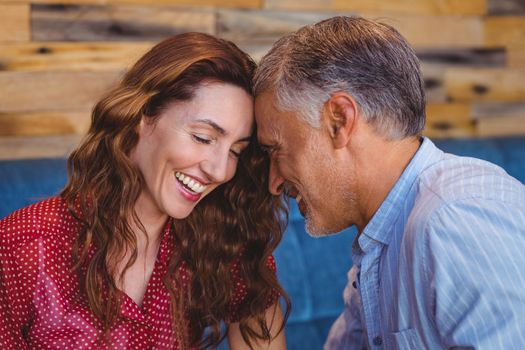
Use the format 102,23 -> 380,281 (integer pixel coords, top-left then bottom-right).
373,336 -> 383,346
352,280 -> 357,289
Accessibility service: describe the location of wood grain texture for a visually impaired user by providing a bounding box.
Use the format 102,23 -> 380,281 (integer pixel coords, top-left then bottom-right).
416,48 -> 505,67
0,111 -> 90,136
472,101 -> 525,119
0,4 -> 30,42
32,4 -> 215,41
445,68 -> 525,102
488,0 -> 525,15
0,135 -> 81,160
0,71 -> 120,112
0,42 -> 152,71
485,16 -> 525,49
264,0 -> 486,15
235,40 -> 273,62
477,115 -> 525,136
508,49 -> 525,68
421,63 -> 447,103
424,103 -> 476,138
4,0 -> 261,9
376,15 -> 483,48
419,49 -> 505,103
219,11 -> 484,49
474,101 -> 525,138
217,9 -> 334,42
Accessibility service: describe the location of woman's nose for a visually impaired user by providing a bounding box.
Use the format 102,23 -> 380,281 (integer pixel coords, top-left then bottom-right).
201,149 -> 231,184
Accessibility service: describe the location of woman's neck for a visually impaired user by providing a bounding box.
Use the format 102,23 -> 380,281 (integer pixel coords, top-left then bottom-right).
132,192 -> 169,248
115,193 -> 168,306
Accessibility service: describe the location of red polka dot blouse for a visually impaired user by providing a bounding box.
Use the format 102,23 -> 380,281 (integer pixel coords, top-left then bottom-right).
0,197 -> 277,349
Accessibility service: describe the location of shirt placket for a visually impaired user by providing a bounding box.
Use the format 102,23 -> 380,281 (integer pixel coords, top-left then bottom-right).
358,237 -> 385,348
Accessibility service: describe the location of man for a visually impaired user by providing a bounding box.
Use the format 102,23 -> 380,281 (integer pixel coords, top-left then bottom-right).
254,16 -> 525,349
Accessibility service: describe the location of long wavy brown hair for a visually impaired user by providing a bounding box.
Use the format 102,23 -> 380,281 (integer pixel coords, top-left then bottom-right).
61,32 -> 290,349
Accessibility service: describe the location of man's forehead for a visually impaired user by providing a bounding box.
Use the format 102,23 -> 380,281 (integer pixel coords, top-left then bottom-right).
255,91 -> 277,114
255,92 -> 281,139
256,117 -> 280,144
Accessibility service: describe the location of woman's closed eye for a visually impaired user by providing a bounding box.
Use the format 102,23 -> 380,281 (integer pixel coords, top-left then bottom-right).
230,144 -> 248,158
192,134 -> 213,144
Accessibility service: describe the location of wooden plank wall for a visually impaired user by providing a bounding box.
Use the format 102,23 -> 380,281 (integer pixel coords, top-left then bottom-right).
1,0 -> 524,159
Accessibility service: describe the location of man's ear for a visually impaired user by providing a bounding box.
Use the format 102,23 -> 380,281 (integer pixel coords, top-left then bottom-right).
323,92 -> 357,149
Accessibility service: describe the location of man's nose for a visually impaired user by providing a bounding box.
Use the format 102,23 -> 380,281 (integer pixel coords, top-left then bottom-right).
268,158 -> 285,195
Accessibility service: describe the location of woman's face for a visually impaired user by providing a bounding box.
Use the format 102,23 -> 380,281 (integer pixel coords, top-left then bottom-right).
131,82 -> 254,220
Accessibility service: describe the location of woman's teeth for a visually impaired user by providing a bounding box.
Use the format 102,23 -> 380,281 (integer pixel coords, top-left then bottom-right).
175,172 -> 206,193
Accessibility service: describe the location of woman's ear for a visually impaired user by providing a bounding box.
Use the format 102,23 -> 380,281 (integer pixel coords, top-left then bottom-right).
322,92 -> 357,149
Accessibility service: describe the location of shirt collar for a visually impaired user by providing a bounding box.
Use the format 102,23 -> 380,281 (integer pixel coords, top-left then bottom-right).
358,137 -> 443,251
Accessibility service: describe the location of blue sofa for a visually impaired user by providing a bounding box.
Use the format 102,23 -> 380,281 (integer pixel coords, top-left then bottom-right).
1,137 -> 525,349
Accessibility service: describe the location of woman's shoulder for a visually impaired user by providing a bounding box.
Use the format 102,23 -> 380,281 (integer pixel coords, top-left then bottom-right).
0,196 -> 79,252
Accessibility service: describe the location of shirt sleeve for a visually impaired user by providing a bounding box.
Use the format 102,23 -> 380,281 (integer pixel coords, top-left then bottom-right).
421,197 -> 525,349
324,265 -> 366,350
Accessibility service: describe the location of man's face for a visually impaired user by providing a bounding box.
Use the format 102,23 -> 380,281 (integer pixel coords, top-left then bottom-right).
255,91 -> 353,236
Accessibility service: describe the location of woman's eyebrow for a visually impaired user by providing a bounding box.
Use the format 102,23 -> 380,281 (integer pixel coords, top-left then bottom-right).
194,118 -> 226,135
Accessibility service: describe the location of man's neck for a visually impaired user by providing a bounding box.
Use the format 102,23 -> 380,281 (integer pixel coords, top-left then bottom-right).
353,135 -> 422,232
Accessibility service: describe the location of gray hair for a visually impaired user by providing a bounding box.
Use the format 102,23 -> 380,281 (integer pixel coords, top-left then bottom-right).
254,16 -> 426,139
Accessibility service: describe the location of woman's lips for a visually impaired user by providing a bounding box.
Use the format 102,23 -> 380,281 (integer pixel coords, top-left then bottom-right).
175,177 -> 202,202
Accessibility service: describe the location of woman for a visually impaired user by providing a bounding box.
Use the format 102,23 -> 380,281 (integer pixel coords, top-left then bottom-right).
0,33 -> 289,349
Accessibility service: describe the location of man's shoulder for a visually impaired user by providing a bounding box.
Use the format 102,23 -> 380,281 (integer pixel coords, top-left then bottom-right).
402,154 -> 525,246
416,153 -> 524,207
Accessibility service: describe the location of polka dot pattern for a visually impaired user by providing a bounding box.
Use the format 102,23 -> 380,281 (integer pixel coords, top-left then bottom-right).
0,197 -> 277,349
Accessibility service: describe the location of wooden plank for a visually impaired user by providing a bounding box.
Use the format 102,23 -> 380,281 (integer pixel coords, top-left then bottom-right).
472,101 -> 525,119
0,4 -> 30,42
477,115 -> 525,136
473,101 -> 525,137
416,48 -> 505,67
32,4 -> 216,42
508,50 -> 525,68
0,42 -> 152,72
485,17 -> 525,49
0,111 -> 90,137
418,49 -> 505,103
445,68 -> 525,102
421,63 -> 447,103
218,11 -> 484,49
0,135 -> 81,160
488,0 -> 525,15
424,103 -> 476,138
217,9 -> 334,42
264,0 -> 487,15
113,0 -> 260,7
235,40 -> 273,63
377,15 -> 484,48
5,0 -> 261,9
0,71 -> 120,112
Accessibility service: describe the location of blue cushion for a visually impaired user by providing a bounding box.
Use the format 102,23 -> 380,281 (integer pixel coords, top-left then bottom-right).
0,158 -> 67,219
274,215 -> 312,322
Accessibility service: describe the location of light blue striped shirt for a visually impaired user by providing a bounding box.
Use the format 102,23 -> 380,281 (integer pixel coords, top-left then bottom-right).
325,137 -> 525,349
